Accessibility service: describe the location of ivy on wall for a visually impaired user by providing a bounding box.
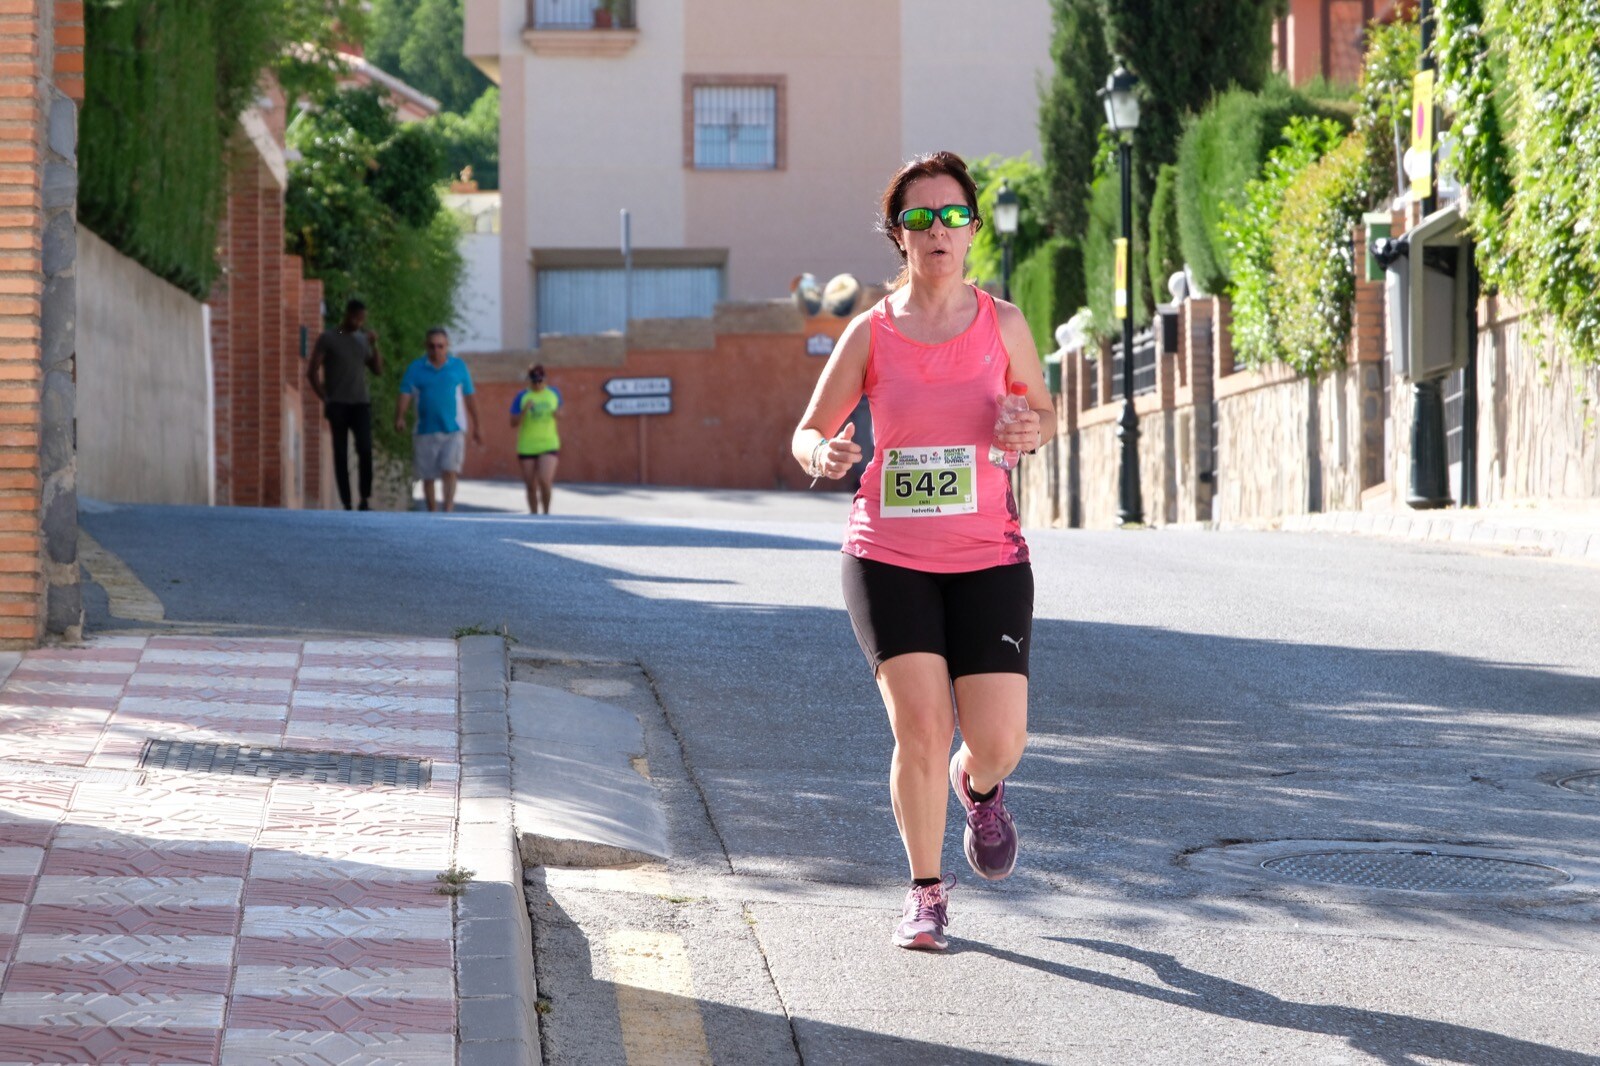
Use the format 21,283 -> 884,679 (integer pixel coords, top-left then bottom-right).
1438,1 -> 1599,363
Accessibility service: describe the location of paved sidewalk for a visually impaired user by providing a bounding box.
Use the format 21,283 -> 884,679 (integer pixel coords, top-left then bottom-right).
1280,504 -> 1600,561
0,634 -> 500,1065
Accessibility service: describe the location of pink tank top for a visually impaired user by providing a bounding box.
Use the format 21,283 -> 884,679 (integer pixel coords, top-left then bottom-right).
843,287 -> 1029,573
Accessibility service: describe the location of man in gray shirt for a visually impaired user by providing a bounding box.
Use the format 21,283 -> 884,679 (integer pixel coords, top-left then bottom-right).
307,299 -> 384,510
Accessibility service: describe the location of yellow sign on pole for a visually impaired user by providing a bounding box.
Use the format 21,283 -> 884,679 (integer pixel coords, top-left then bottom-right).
1411,69 -> 1435,199
1113,238 -> 1128,320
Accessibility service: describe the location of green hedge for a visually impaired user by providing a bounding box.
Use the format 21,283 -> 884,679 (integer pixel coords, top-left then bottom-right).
1013,237 -> 1083,355
1147,163 -> 1183,305
80,0 -> 273,295
1175,82 -> 1345,296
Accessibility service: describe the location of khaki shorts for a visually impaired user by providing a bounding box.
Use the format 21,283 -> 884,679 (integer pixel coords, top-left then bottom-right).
413,431 -> 465,480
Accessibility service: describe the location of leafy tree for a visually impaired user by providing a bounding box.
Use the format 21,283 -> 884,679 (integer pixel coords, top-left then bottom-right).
430,87 -> 499,189
287,85 -> 464,459
367,0 -> 491,114
1040,0 -> 1111,243
1100,0 -> 1285,202
966,155 -> 1051,287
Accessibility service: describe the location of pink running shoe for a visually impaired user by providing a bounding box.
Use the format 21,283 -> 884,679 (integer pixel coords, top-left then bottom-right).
893,874 -> 955,951
950,750 -> 1019,880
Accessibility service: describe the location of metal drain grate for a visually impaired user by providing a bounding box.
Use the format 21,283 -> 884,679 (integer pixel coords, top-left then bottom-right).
1555,771 -> 1600,798
140,740 -> 430,789
1262,850 -> 1570,893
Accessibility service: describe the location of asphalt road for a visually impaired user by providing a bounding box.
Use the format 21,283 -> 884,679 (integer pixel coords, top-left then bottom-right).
82,482 -> 1600,1065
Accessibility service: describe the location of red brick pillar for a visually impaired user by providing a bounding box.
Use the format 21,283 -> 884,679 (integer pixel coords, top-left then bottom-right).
300,275 -> 326,508
1351,222 -> 1386,491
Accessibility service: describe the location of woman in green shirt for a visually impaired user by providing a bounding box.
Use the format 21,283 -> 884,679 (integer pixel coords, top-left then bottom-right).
510,364 -> 562,514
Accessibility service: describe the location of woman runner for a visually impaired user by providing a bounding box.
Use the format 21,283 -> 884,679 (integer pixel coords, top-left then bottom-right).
792,151 -> 1053,951
510,364 -> 562,514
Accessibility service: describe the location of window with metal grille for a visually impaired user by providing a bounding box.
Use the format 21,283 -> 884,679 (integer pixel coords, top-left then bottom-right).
692,84 -> 778,170
536,266 -> 723,337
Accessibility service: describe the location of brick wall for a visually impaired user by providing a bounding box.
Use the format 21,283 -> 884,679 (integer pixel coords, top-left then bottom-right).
0,0 -> 79,646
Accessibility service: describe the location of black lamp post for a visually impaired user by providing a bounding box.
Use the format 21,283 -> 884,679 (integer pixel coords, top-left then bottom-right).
1101,60 -> 1143,527
994,179 -> 1019,302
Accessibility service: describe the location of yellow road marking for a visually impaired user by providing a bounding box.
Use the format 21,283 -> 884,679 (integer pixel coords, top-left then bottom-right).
607,928 -> 712,1066
78,532 -> 164,622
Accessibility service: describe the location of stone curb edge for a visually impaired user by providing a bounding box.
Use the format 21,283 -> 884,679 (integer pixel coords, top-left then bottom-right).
454,635 -> 541,1066
1280,510 -> 1600,561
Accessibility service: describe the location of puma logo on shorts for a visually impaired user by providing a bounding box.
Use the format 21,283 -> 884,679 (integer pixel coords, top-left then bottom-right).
1001,635 -> 1024,652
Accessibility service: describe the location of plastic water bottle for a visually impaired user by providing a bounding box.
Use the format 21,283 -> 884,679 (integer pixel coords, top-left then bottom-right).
989,381 -> 1030,470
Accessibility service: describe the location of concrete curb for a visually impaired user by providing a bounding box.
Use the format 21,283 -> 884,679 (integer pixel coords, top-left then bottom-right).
508,681 -> 670,868
454,635 -> 542,1066
1280,510 -> 1600,561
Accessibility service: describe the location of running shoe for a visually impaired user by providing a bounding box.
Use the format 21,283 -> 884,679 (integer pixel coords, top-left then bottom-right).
950,750 -> 1019,880
893,874 -> 955,951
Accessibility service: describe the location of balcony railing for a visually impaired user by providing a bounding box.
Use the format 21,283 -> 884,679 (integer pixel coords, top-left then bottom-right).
528,0 -> 635,29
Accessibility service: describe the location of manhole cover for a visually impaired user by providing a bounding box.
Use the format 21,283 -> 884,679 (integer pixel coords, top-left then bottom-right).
1261,850 -> 1570,893
140,740 -> 430,789
1555,771 -> 1600,798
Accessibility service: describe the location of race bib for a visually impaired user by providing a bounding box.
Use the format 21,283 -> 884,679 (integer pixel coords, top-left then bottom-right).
880,445 -> 978,518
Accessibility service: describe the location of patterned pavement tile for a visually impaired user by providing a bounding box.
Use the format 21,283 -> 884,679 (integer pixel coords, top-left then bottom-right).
139,649 -> 301,669
300,640 -> 456,660
134,664 -> 300,682
218,1029 -> 453,1065
67,784 -> 267,842
245,836 -> 451,870
223,994 -> 453,1033
233,938 -> 451,971
14,935 -> 237,968
0,681 -> 125,703
0,1023 -> 220,1063
21,905 -> 240,938
4,960 -> 232,996
0,782 -> 75,822
145,637 -> 303,655
262,786 -> 455,821
279,726 -> 456,760
0,822 -> 54,849
243,854 -> 443,884
0,904 -> 23,935
284,706 -> 455,731
114,697 -> 291,725
0,992 -> 226,1027
7,661 -> 136,683
291,681 -> 456,701
230,965 -> 453,999
300,652 -> 457,671
287,691 -> 455,715
42,836 -> 250,879
239,907 -> 450,941
0,848 -> 44,877
242,878 -> 445,911
0,691 -> 119,711
0,875 -> 33,906
31,877 -> 242,910
295,667 -> 457,687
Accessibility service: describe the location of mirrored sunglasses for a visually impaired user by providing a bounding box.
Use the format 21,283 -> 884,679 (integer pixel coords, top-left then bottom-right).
897,204 -> 975,231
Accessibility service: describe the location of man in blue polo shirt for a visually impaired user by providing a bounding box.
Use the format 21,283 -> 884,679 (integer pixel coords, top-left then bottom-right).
394,327 -> 483,512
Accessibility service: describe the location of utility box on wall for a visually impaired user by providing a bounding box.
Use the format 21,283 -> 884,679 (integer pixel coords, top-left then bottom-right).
1377,205 -> 1472,381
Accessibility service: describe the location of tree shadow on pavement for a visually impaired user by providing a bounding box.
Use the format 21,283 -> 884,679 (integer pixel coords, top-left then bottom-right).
973,937 -> 1600,1066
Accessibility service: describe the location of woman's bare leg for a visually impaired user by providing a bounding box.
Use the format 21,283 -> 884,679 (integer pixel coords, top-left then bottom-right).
876,652 -> 956,880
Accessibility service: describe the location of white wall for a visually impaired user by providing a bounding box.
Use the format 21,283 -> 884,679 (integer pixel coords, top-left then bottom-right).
446,192 -> 504,352
78,228 -> 214,505
900,0 -> 1054,162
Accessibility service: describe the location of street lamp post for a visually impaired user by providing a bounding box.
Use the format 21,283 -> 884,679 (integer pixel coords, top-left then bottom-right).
994,179 -> 1019,302
1101,60 -> 1143,527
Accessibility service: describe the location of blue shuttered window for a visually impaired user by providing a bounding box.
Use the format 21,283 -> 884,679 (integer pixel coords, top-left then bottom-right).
536,266 -> 723,337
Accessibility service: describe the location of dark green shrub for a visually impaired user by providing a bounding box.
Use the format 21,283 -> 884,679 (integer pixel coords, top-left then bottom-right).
1084,158 -> 1148,338
1146,164 -> 1182,305
1013,237 -> 1082,355
967,155 -> 1050,289
1175,81 -> 1341,296
1040,0 -> 1111,242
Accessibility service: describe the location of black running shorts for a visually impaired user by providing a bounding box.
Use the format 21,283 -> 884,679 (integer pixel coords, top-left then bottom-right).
840,555 -> 1033,679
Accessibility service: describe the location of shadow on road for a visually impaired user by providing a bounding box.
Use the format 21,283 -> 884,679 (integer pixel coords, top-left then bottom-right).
971,937 -> 1600,1066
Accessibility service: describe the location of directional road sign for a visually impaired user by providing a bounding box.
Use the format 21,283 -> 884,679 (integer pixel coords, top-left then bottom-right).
604,377 -> 672,398
604,395 -> 672,417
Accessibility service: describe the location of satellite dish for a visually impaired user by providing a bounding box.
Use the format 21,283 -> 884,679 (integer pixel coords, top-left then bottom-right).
791,273 -> 822,316
822,273 -> 861,317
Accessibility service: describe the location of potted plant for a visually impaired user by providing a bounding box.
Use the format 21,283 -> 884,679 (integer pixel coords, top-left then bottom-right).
592,1 -> 612,28
593,0 -> 631,28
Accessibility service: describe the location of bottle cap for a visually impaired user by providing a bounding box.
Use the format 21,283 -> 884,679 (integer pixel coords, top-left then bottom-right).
1008,381 -> 1028,396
